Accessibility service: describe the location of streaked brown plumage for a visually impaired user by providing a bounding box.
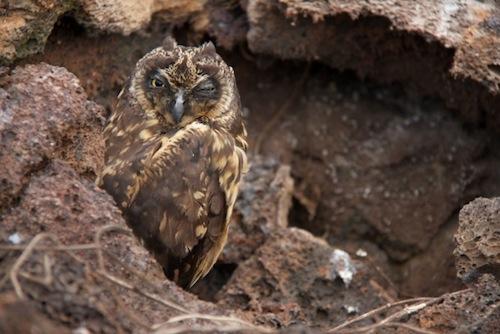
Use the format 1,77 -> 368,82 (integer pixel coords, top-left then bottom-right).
98,38 -> 247,288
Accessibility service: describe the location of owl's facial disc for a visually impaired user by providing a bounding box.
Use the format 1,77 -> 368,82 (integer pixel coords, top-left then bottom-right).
146,68 -> 220,126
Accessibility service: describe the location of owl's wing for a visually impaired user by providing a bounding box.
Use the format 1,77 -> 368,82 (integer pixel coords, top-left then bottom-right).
123,122 -> 245,288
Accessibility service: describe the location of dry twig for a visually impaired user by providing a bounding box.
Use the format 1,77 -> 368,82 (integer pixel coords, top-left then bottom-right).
328,297 -> 433,333
155,323 -> 256,334
153,313 -> 275,333
7,233 -> 61,299
384,322 -> 438,334
328,289 -> 470,333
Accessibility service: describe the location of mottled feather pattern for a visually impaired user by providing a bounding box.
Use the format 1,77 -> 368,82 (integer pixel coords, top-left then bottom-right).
99,39 -> 247,288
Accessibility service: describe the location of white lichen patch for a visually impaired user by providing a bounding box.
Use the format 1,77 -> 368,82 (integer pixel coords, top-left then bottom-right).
8,232 -> 22,244
330,249 -> 357,287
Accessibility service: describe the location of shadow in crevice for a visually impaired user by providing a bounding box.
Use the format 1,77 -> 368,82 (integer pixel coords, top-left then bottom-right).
190,262 -> 237,302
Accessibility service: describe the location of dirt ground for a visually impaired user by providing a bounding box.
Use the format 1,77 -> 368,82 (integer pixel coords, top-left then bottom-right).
1,1 -> 499,333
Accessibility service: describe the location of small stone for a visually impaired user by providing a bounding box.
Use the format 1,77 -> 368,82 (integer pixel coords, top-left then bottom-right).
355,249 -> 368,257
343,305 -> 359,315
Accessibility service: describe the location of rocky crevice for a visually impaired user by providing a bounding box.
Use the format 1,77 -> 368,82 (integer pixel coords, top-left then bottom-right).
0,1 -> 499,333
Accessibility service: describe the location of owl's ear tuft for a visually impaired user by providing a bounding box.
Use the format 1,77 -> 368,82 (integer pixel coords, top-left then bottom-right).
199,41 -> 217,57
162,36 -> 178,51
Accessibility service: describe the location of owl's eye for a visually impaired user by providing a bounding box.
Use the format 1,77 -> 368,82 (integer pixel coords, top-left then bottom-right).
150,77 -> 165,88
193,79 -> 218,99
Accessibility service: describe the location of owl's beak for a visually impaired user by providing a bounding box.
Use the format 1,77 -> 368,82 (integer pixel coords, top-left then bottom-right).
171,90 -> 185,123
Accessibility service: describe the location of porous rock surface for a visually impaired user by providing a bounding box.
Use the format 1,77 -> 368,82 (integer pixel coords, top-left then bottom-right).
455,197 -> 500,282
0,63 -> 105,212
245,0 -> 500,129
0,0 -> 74,64
1,2 -> 499,332
0,161 -> 222,333
1,161 -> 124,245
217,227 -> 395,329
0,293 -> 70,334
247,0 -> 500,91
221,155 -> 294,263
277,75 -> 488,261
415,275 -> 500,334
0,0 -> 205,63
400,221 -> 463,297
76,0 -> 206,35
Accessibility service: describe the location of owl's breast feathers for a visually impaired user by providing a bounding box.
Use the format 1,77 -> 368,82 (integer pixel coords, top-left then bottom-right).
100,120 -> 247,288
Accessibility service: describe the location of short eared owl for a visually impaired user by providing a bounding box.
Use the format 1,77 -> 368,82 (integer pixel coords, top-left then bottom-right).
99,38 -> 247,288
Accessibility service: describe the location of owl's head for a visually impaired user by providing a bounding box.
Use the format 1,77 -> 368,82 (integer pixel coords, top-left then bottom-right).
129,38 -> 239,129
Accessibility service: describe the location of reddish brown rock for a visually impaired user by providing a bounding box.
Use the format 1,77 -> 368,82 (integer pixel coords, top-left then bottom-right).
276,75 -> 489,261
454,197 -> 500,282
399,220 -> 464,297
245,0 -> 500,130
1,2 -> 499,331
217,227 -> 395,329
0,293 -> 70,334
0,1 -> 207,63
1,161 -> 124,245
0,1 -> 74,64
221,155 -> 294,264
415,275 -> 500,334
0,63 -> 105,211
76,0 -> 206,35
0,161 -> 225,332
200,1 -> 248,49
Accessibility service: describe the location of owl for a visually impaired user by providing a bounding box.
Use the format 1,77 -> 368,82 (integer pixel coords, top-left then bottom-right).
98,38 -> 248,288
